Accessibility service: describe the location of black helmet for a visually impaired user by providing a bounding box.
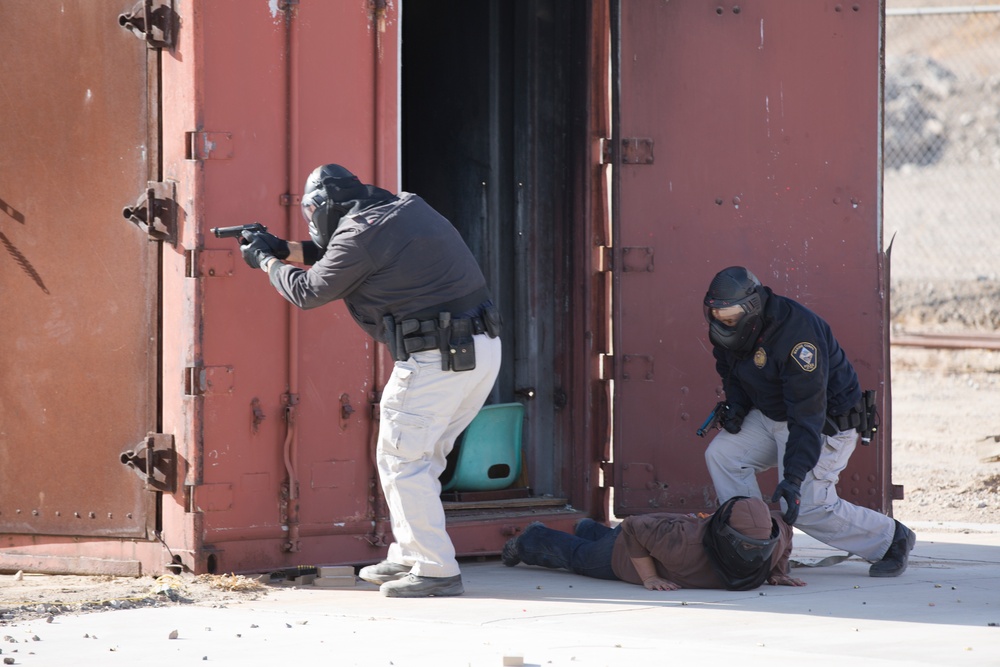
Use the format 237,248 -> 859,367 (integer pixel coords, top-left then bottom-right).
703,266 -> 767,356
702,496 -> 779,591
300,164 -> 369,249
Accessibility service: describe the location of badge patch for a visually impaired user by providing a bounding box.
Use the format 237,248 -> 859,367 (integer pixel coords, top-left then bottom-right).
753,348 -> 767,368
791,342 -> 818,372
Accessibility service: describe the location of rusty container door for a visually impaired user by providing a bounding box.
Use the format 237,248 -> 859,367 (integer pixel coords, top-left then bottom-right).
611,2 -> 890,515
159,0 -> 398,574
0,0 -> 158,566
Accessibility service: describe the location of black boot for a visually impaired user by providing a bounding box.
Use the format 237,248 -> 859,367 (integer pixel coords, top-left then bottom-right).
869,520 -> 916,577
501,521 -> 546,567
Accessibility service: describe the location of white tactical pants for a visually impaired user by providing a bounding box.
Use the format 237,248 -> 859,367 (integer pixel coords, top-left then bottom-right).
705,408 -> 894,561
377,334 -> 502,577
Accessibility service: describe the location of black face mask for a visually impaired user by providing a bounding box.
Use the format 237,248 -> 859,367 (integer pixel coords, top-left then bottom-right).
703,496 -> 779,591
299,164 -> 367,249
703,266 -> 768,357
305,195 -> 351,250
705,305 -> 764,357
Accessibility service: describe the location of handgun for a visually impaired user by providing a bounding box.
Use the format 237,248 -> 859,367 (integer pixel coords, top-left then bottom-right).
696,401 -> 726,438
210,222 -> 267,238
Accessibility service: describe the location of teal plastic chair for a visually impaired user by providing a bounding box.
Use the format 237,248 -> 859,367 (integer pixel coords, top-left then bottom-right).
441,403 -> 525,493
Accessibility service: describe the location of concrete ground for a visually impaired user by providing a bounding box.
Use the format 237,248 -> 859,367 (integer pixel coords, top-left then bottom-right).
2,522 -> 999,667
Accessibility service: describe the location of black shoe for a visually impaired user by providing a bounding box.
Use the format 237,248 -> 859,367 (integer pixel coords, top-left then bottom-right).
869,520 -> 916,577
380,573 -> 464,598
501,522 -> 545,567
358,561 -> 411,586
501,536 -> 521,567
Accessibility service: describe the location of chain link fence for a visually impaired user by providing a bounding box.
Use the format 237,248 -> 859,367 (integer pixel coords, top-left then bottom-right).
884,3 -> 1000,333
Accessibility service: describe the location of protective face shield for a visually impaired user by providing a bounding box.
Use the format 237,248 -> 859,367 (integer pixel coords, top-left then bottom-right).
301,164 -> 368,249
703,266 -> 766,356
703,496 -> 779,590
714,516 -> 779,569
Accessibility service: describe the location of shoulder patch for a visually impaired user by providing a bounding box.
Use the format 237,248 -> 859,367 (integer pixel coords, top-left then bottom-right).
790,342 -> 818,372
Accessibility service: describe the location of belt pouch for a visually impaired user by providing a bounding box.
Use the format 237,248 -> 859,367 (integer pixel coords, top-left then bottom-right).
449,318 -> 476,371
483,303 -> 502,338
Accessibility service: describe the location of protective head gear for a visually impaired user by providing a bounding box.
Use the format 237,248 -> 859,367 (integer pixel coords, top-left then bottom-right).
703,496 -> 780,591
301,164 -> 370,249
703,266 -> 768,357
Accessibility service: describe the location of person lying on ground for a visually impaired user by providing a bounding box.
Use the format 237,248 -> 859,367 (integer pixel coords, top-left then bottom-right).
501,496 -> 805,591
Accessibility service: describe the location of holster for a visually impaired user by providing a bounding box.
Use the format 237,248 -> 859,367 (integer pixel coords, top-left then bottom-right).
823,390 -> 878,444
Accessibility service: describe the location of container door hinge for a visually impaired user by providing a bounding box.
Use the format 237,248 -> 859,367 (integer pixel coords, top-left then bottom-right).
597,245 -> 613,272
187,132 -> 234,161
185,365 -> 236,397
118,0 -> 178,49
122,181 -> 177,244
600,461 -> 614,488
621,138 -> 654,165
598,137 -> 613,165
120,433 -> 176,493
599,354 -> 614,381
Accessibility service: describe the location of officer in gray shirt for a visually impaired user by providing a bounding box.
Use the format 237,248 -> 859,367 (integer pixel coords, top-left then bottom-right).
240,164 -> 502,597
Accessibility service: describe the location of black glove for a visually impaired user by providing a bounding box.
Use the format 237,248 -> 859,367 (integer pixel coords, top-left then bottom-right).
770,476 -> 802,525
240,230 -> 289,259
720,404 -> 747,434
239,231 -> 277,270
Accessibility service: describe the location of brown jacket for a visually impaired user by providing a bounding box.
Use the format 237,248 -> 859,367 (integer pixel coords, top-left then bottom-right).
611,510 -> 793,588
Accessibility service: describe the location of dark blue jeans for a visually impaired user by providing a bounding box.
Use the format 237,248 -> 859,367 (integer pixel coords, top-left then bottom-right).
516,519 -> 621,580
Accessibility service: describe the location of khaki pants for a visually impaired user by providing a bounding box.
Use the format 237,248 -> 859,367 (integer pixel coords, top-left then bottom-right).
705,408 -> 894,561
377,334 -> 502,577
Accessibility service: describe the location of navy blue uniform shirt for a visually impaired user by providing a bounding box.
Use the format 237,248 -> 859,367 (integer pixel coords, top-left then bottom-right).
712,288 -> 862,483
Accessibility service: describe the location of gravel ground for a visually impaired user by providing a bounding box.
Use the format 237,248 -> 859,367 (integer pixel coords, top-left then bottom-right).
889,346 -> 1000,527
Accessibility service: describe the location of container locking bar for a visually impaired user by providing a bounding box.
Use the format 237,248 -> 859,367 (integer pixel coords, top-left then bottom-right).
118,0 -> 178,49
120,433 -> 176,493
122,181 -> 177,243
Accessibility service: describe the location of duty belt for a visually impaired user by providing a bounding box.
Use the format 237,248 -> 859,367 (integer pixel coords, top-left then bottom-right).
382,302 -> 501,371
399,315 -> 487,355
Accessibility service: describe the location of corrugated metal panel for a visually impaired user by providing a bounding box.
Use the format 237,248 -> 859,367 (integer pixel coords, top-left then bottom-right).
0,0 -> 157,539
161,0 -> 396,573
612,1 -> 889,515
